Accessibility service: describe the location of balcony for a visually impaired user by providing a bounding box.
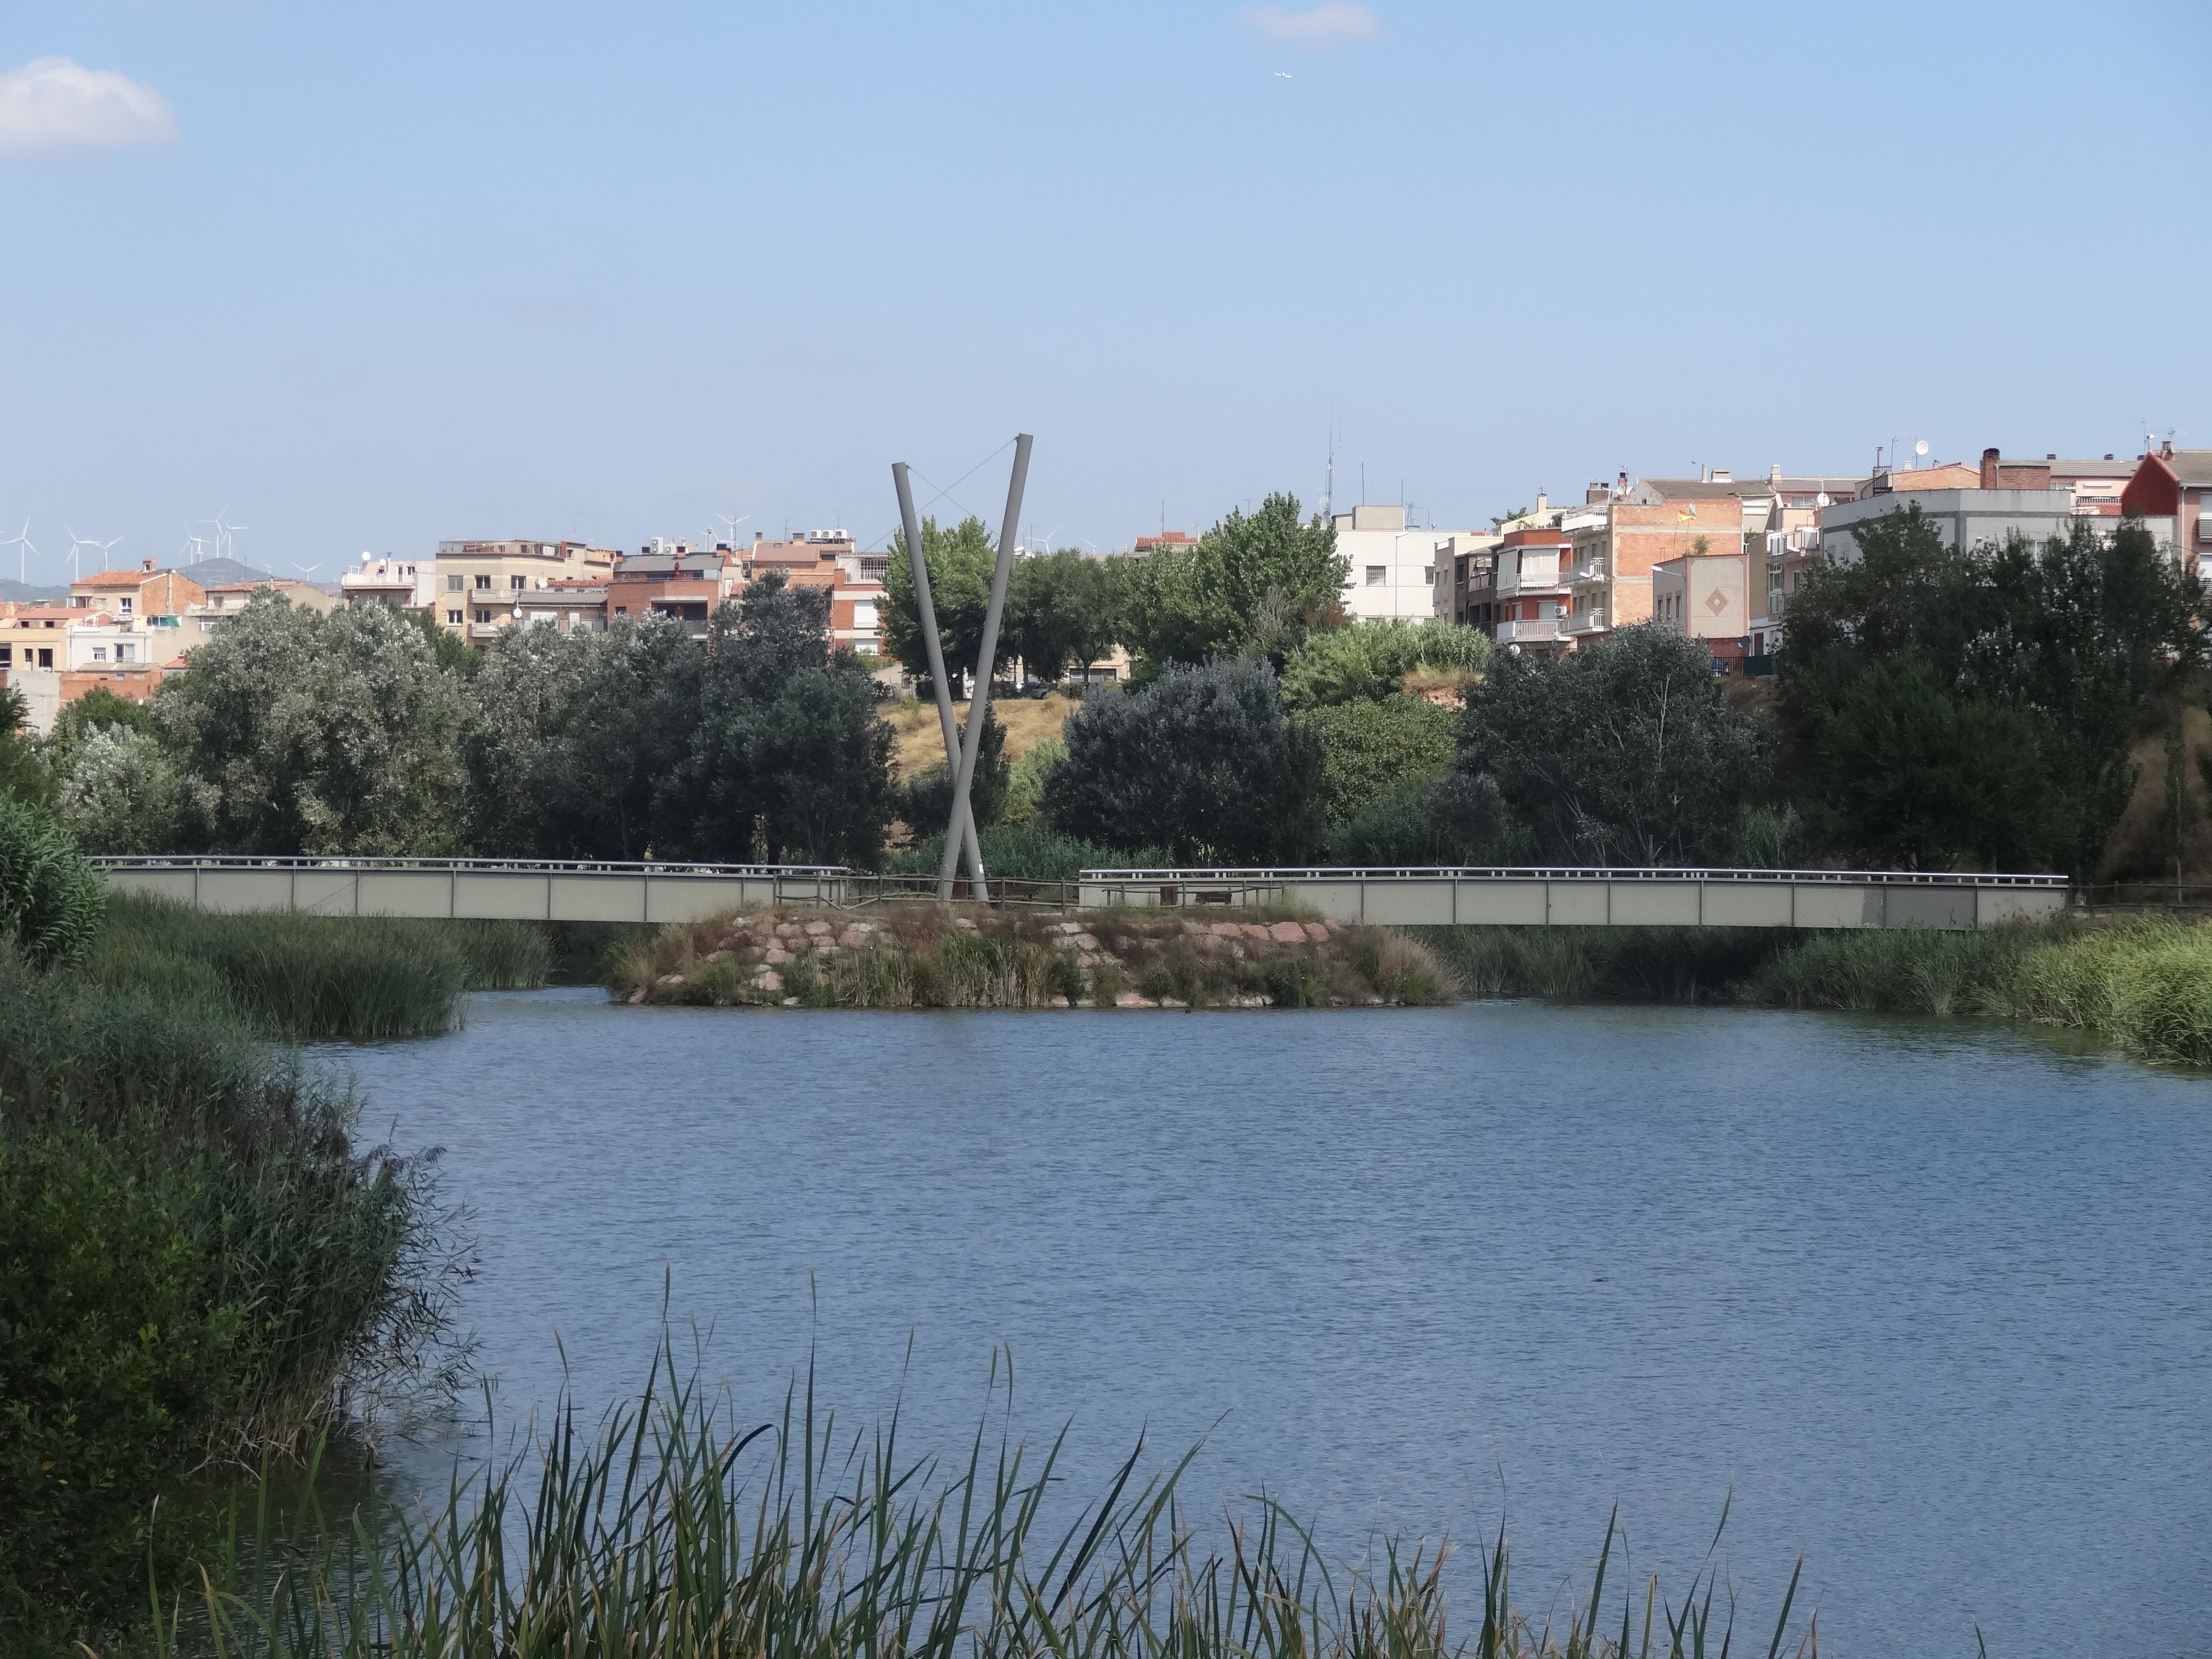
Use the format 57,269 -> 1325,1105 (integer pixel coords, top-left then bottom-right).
1562,611 -> 1608,637
1492,618 -> 1560,644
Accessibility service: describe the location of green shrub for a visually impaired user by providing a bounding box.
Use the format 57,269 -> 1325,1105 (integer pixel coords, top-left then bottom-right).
0,942 -> 466,1631
0,793 -> 105,968
1278,617 -> 1488,709
1296,695 -> 1456,825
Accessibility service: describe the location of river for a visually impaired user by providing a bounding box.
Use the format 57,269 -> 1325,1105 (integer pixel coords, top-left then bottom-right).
330,990 -> 2211,1657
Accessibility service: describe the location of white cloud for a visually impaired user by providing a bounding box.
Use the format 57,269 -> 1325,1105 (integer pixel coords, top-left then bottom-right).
1239,3 -> 1381,48
0,56 -> 178,159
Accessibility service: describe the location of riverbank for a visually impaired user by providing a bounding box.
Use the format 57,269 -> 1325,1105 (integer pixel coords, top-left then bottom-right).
1423,914 -> 2212,1065
610,903 -> 1454,1008
2,893 -> 540,1643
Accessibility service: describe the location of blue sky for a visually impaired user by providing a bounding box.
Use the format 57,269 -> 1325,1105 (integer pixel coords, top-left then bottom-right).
2,1 -> 2207,578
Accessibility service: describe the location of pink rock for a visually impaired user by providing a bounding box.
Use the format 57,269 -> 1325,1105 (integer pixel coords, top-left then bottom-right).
1269,920 -> 1307,943
763,947 -> 790,964
838,930 -> 868,950
1113,990 -> 1152,1008
1242,922 -> 1273,940
1210,921 -> 1242,937
1302,922 -> 1330,942
752,970 -> 784,992
803,920 -> 831,936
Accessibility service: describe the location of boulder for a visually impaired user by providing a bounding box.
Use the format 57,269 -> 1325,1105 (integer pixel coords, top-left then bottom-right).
1113,990 -> 1153,1008
763,947 -> 791,965
752,970 -> 784,993
626,987 -> 647,1005
1269,920 -> 1307,944
656,973 -> 685,988
1302,922 -> 1331,943
803,920 -> 831,936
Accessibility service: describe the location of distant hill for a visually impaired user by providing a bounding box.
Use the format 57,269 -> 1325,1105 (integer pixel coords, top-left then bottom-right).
178,557 -> 283,588
0,578 -> 68,605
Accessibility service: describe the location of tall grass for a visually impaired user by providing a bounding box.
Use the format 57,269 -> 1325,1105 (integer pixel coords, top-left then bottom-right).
150,1341 -> 1819,1659
1430,917 -> 2212,1067
92,895 -> 551,1039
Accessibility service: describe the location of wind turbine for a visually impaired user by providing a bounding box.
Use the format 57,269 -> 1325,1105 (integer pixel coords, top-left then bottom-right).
178,530 -> 211,564
2,521 -> 35,586
712,512 -> 748,549
205,510 -> 248,563
291,563 -> 321,581
65,526 -> 121,580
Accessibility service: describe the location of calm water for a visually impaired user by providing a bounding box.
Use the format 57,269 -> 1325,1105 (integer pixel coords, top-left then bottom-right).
330,992 -> 2212,1657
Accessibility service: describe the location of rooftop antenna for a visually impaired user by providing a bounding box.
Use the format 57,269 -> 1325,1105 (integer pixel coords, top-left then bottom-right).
1324,424 -> 1336,520
2,520 -> 35,586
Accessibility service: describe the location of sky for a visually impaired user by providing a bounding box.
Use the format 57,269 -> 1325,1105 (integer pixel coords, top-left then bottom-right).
1,1 -> 2208,582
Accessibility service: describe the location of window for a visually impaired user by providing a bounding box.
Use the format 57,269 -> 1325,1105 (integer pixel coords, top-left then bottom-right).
474,608 -> 492,624
92,646 -> 107,662
117,643 -> 134,662
474,574 -> 493,591
447,574 -> 464,593
1365,565 -> 1387,586
509,574 -> 526,591
38,648 -> 53,668
119,598 -> 133,615
446,609 -> 463,625
0,646 -> 8,666
853,600 -> 879,628
1424,568 -> 1436,586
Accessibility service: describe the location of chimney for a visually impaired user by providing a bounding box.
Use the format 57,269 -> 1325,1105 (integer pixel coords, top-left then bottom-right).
1586,481 -> 1609,504
140,556 -> 156,573
1535,491 -> 1547,514
1615,470 -> 1629,497
1769,463 -> 1782,486
1979,447 -> 2000,490
1711,468 -> 1732,484
2163,438 -> 2176,460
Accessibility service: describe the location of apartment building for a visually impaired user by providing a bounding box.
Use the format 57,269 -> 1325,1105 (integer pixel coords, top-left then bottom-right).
1818,450 -> 2090,565
1331,506 -> 1470,621
515,581 -> 611,636
606,548 -> 732,638
1561,475 -> 1750,645
1466,527 -> 1574,651
0,604 -> 72,675
1435,533 -> 1503,625
1654,543 -> 1753,671
186,580 -> 338,639
737,530 -> 886,654
342,553 -> 437,609
436,539 -> 618,645
70,560 -> 205,626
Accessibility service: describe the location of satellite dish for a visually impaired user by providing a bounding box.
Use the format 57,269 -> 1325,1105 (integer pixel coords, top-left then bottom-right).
1914,440 -> 1930,458
1815,492 -> 1831,508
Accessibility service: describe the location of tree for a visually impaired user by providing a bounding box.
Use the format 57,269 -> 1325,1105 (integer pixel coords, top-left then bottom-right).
1781,508 -> 2200,876
1005,550 -> 1119,683
1041,658 -> 1323,864
657,574 -> 895,867
1118,494 -> 1347,669
1278,618 -> 1489,710
53,726 -> 187,855
49,685 -> 155,750
1295,695 -> 1458,823
1799,657 -> 2056,870
883,515 -> 998,692
463,615 -> 697,860
156,593 -> 470,855
1459,625 -> 1765,866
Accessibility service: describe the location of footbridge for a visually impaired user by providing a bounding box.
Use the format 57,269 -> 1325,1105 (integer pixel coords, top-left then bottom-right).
1074,867 -> 2072,931
93,858 -> 2073,933
93,857 -> 847,923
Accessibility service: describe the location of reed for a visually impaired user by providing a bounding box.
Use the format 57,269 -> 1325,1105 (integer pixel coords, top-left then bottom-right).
91,895 -> 551,1040
146,1341 -> 1821,1659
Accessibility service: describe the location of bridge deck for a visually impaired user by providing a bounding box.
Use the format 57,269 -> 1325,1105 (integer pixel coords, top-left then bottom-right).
92,859 -> 2072,932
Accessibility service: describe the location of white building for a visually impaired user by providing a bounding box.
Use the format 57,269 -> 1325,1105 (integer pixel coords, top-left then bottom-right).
342,552 -> 438,609
1330,506 -> 1474,621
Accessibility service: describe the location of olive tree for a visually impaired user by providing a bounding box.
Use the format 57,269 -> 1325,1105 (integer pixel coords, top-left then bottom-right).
156,594 -> 469,855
